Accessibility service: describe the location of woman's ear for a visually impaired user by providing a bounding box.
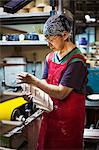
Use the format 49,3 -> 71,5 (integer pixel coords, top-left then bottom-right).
63,31 -> 69,41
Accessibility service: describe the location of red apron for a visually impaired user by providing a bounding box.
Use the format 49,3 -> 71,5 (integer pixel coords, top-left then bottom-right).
37,53 -> 86,150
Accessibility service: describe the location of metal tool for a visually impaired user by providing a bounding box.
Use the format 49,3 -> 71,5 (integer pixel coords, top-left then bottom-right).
3,109 -> 44,137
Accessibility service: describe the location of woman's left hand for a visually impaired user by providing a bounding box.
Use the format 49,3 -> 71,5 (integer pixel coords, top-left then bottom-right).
17,72 -> 36,85
23,92 -> 33,103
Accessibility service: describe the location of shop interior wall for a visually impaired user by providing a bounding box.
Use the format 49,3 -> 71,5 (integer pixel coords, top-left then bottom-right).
0,46 -> 50,62
96,27 -> 99,41
0,25 -> 99,84
0,46 -> 51,83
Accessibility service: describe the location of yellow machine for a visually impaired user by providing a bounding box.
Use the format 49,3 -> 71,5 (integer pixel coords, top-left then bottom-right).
0,90 -> 53,149
0,97 -> 27,121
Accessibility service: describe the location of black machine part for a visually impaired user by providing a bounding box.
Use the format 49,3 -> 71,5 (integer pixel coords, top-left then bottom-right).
4,109 -> 44,137
11,108 -> 21,121
11,102 -> 37,121
4,0 -> 33,13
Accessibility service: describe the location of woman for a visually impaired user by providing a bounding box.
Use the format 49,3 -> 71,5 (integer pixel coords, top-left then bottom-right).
17,12 -> 87,150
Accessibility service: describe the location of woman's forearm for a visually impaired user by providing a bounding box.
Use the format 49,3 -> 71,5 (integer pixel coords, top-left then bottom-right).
32,78 -> 73,100
17,72 -> 73,100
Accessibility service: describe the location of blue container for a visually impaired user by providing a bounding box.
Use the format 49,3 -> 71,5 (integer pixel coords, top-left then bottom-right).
79,37 -> 88,45
24,33 -> 39,40
87,68 -> 99,93
6,34 -> 19,41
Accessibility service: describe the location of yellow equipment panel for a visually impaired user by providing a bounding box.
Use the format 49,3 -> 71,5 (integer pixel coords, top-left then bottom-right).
0,97 -> 27,120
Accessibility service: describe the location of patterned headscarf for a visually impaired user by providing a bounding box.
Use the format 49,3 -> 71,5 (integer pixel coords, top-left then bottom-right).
43,14 -> 73,36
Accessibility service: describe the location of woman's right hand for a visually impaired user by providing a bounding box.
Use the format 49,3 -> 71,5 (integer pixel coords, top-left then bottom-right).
17,72 -> 35,85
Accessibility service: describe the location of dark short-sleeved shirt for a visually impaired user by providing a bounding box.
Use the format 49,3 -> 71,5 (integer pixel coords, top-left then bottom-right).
42,48 -> 87,95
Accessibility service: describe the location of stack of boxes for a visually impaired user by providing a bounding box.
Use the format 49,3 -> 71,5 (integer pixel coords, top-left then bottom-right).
17,0 -> 53,14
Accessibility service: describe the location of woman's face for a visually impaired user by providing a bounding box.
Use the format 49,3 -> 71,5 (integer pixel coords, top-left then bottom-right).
46,35 -> 65,51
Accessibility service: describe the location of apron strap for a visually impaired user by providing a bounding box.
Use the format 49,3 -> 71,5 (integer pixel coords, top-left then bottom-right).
66,53 -> 86,65
47,52 -> 54,64
66,53 -> 87,91
47,53 -> 86,65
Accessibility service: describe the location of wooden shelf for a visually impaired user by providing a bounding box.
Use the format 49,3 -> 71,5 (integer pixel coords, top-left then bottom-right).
94,54 -> 99,55
0,12 -> 50,25
0,40 -> 47,46
0,63 -> 26,67
87,58 -> 99,61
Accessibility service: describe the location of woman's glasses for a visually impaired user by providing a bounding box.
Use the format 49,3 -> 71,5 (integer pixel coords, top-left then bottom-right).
45,36 -> 62,44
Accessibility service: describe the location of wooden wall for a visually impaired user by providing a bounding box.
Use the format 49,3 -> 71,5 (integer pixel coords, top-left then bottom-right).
0,27 -> 27,34
0,45 -> 50,62
96,27 -> 99,41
